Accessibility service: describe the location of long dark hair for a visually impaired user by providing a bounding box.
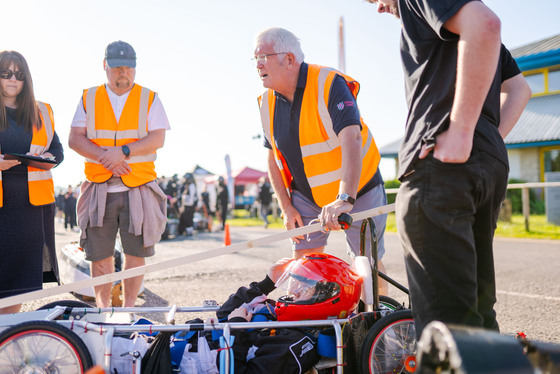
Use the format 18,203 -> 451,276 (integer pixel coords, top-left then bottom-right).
0,51 -> 40,132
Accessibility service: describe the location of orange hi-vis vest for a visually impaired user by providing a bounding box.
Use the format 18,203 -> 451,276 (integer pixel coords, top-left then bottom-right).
0,102 -> 56,207
259,64 -> 381,207
82,84 -> 157,187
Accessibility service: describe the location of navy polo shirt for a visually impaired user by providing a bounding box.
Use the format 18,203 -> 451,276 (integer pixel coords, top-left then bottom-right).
264,63 -> 382,205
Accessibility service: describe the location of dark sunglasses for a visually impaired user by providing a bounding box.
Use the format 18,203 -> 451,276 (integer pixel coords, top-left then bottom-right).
0,69 -> 25,81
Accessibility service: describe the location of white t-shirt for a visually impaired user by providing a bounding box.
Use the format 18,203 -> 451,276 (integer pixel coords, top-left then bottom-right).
70,84 -> 171,130
71,84 -> 171,192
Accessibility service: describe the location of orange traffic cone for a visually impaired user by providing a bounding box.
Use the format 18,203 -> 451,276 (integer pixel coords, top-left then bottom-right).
85,366 -> 106,374
224,223 -> 231,246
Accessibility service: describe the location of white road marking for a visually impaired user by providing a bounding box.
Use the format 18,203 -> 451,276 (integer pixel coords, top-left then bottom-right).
497,290 -> 560,302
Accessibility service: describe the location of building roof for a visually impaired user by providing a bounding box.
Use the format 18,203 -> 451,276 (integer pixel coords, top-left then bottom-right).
512,34 -> 560,58
379,93 -> 560,156
192,164 -> 214,175
505,93 -> 560,147
232,167 -> 267,185
511,34 -> 560,71
378,137 -> 402,158
378,36 -> 560,158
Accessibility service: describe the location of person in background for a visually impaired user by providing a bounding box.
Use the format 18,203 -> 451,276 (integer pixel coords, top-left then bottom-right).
367,0 -> 531,336
69,41 -> 170,308
178,172 -> 197,237
0,50 -> 63,314
215,176 -> 229,231
64,185 -> 77,231
256,176 -> 273,228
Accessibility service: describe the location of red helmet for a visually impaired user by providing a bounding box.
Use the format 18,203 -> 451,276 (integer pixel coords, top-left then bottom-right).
274,253 -> 362,321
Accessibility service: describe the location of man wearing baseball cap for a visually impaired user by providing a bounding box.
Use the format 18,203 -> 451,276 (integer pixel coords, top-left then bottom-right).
69,40 -> 171,308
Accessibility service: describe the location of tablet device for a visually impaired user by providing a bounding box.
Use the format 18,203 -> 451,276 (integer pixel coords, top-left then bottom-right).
4,153 -> 57,170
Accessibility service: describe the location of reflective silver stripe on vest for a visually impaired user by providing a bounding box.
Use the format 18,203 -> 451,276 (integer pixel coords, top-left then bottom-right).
300,68 -> 341,159
85,153 -> 157,164
361,130 -> 373,158
29,102 -> 54,155
28,102 -> 54,181
307,168 -> 342,188
86,86 -> 98,140
138,87 -> 150,138
37,102 -> 54,149
260,92 -> 284,175
260,92 -> 272,145
28,169 -> 52,182
29,144 -> 48,155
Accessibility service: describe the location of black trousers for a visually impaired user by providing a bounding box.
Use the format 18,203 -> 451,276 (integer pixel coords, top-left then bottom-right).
396,149 -> 508,337
64,209 -> 76,228
178,205 -> 195,234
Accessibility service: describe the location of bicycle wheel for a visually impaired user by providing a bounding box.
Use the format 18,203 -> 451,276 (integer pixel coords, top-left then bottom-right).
379,295 -> 403,311
0,320 -> 93,373
37,299 -> 92,310
360,309 -> 417,374
357,295 -> 402,314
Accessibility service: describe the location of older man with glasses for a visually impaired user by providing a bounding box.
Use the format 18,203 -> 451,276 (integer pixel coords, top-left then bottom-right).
69,40 -> 170,308
254,27 -> 389,293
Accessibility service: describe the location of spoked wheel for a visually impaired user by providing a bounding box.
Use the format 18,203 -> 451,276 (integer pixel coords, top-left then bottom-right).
0,320 -> 93,373
360,309 -> 417,374
358,295 -> 403,314
37,299 -> 92,311
379,295 -> 404,311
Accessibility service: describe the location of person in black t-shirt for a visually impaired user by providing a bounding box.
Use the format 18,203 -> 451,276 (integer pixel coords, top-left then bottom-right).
368,0 -> 531,337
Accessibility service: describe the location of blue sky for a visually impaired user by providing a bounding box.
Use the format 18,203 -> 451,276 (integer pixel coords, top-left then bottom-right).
6,0 -> 559,187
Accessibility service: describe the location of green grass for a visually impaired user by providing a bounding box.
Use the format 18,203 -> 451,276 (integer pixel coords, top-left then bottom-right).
229,210 -> 560,240
229,210 -> 284,228
384,213 -> 560,240
494,215 -> 560,240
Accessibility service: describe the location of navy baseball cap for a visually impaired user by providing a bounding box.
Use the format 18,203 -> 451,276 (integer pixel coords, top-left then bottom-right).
105,41 -> 136,68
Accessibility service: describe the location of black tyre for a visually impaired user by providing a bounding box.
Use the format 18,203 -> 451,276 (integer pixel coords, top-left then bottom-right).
360,310 -> 417,374
37,299 -> 92,311
0,320 -> 93,372
357,295 -> 403,313
379,295 -> 403,310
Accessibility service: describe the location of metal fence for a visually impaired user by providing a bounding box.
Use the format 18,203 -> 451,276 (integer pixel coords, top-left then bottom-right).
386,182 -> 560,231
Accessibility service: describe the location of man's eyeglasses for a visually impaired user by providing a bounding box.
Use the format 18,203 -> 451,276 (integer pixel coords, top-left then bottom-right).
0,69 -> 25,81
251,52 -> 287,66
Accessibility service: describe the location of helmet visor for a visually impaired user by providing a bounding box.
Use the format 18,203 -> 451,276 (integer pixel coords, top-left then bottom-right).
275,260 -> 322,303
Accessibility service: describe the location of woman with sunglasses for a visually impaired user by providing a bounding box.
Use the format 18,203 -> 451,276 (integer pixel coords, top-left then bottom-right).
0,50 -> 64,314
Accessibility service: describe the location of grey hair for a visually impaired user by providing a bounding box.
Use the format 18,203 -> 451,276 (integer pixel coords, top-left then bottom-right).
255,27 -> 305,64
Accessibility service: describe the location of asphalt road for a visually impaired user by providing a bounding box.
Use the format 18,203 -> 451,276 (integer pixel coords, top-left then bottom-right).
22,220 -> 560,344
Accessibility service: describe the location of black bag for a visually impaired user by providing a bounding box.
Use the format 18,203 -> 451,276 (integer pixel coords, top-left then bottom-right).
246,328 -> 320,374
141,331 -> 174,374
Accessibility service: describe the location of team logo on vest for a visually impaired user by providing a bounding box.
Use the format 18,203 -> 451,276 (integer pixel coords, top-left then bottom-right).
337,101 -> 345,110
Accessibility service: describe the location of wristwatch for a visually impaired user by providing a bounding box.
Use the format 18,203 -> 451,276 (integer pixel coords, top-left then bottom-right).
121,145 -> 131,158
336,193 -> 355,205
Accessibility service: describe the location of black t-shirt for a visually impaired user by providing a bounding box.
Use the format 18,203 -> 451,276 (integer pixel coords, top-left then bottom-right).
264,63 -> 382,204
398,0 -> 521,179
